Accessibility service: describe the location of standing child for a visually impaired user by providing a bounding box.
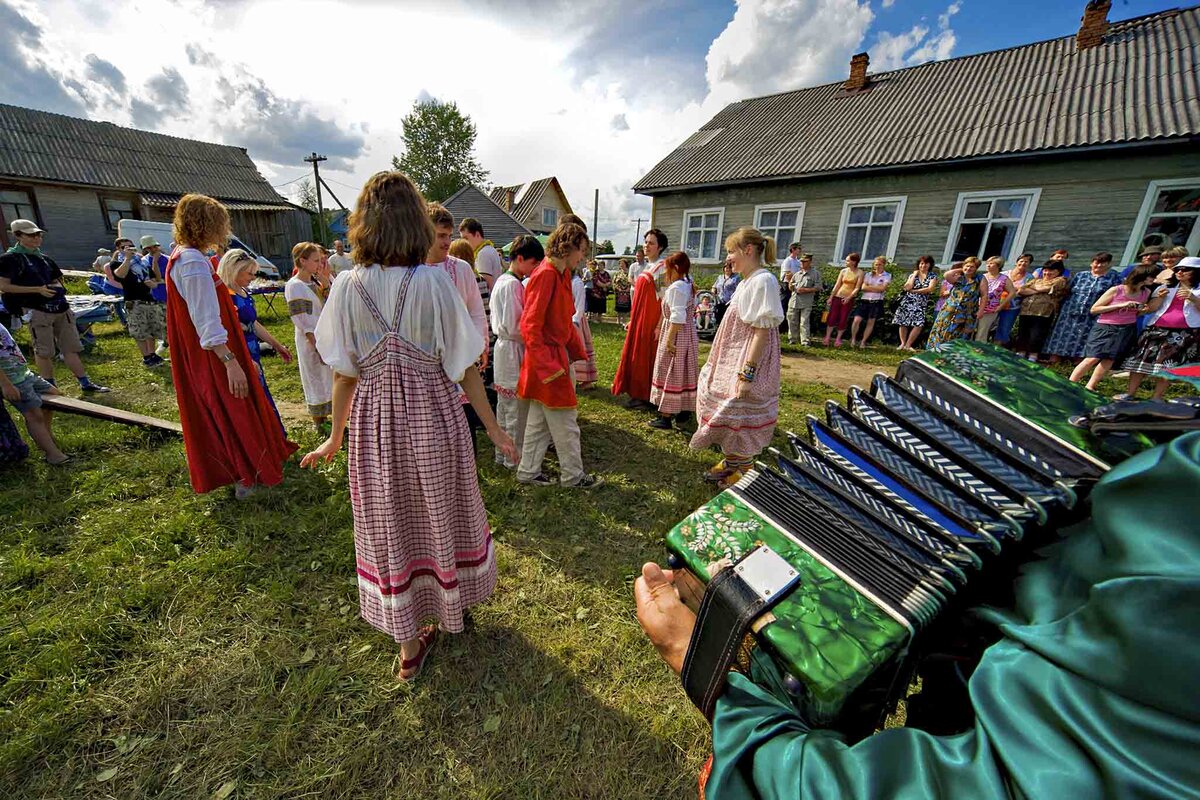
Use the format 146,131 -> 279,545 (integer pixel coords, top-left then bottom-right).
648,252 -> 699,430
0,321 -> 67,464
301,171 -> 516,681
822,253 -> 863,347
491,235 -> 541,468
286,242 -> 333,430
571,263 -> 598,390
516,223 -> 604,489
1069,265 -> 1158,390
692,228 -> 784,489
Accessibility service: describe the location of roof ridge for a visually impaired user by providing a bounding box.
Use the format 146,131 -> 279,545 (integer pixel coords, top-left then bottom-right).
709,4 -> 1191,110
0,102 -> 247,153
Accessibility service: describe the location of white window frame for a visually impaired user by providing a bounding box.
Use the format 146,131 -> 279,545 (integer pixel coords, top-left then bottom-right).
680,206 -> 726,263
753,201 -> 806,264
942,188 -> 1042,265
833,196 -> 908,262
541,207 -> 558,228
1122,177 -> 1200,265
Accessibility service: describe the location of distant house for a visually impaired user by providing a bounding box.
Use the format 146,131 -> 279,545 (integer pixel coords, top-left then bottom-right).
633,2 -> 1200,269
489,177 -> 574,235
0,103 -> 311,268
442,185 -> 533,246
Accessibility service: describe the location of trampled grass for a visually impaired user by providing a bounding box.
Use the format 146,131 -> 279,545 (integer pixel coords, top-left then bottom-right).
2,299 -> 1141,798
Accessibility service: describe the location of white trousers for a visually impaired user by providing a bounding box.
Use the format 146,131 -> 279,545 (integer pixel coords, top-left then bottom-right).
516,401 -> 584,485
495,394 -> 530,469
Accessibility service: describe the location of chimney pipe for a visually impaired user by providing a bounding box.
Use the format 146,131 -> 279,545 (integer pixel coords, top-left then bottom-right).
845,52 -> 870,92
1076,0 -> 1111,50
505,188 -> 515,212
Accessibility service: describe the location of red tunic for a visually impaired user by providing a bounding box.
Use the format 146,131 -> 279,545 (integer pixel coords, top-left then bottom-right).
517,260 -> 586,409
612,269 -> 663,401
165,250 -> 297,493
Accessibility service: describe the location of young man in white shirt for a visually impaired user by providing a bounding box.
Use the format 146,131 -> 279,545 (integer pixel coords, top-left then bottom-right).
490,234 -> 542,468
459,217 -> 500,292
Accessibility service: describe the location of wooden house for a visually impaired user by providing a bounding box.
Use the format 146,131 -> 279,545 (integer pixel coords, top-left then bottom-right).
489,177 -> 575,235
633,2 -> 1200,268
0,103 -> 311,268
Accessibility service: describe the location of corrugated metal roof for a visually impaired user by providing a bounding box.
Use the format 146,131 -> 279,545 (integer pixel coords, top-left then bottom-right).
0,104 -> 291,203
139,192 -> 300,212
488,177 -> 573,223
443,184 -> 533,246
634,7 -> 1200,194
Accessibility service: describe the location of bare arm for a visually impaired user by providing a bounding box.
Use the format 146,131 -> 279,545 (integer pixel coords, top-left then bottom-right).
0,276 -> 55,298
1089,286 -> 1125,315
300,371 -> 358,466
461,366 -> 518,463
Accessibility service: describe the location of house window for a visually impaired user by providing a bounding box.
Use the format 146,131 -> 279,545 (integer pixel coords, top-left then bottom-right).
1123,178 -> 1200,264
835,196 -> 907,261
681,207 -> 725,262
754,203 -> 805,262
943,189 -> 1041,264
99,195 -> 137,232
542,207 -> 558,227
0,188 -> 38,227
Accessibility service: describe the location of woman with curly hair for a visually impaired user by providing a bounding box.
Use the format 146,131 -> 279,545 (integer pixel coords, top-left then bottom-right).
165,194 -> 297,498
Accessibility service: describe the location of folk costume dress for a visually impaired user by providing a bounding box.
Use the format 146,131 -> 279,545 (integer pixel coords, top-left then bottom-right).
702,433 -> 1200,800
926,274 -> 982,348
315,265 -> 493,642
490,269 -> 528,468
612,260 -> 665,402
285,276 -> 333,418
650,277 -> 699,415
691,269 -> 784,458
1044,269 -> 1122,358
571,273 -> 598,384
165,247 -> 297,493
231,289 -> 283,431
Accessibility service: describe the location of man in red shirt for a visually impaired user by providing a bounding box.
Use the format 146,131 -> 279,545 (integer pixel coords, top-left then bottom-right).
516,223 -> 604,489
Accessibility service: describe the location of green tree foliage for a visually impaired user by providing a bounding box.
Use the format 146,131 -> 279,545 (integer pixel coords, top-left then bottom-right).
597,239 -> 615,256
391,99 -> 490,202
294,178 -> 319,212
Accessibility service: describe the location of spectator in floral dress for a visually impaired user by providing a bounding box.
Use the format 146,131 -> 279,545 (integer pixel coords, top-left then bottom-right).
893,255 -> 938,350
301,171 -> 516,681
1044,253 -> 1121,363
926,258 -> 983,348
974,257 -> 1015,343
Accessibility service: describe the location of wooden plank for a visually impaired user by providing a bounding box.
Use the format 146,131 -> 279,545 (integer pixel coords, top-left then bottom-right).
39,395 -> 182,434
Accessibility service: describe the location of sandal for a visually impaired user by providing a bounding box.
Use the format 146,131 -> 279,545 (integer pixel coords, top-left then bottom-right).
398,624 -> 438,681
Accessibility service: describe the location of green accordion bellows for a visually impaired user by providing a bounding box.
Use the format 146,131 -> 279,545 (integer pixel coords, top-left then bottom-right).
665,491 -> 910,725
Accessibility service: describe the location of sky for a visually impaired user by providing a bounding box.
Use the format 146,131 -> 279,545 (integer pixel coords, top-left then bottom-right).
0,0 -> 1184,251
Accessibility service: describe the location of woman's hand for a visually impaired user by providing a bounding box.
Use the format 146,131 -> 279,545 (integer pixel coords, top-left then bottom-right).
300,436 -> 340,468
276,344 -> 292,364
1,382 -> 19,403
225,361 -> 249,399
486,425 -> 519,464
634,563 -> 696,676
736,378 -> 753,399
667,338 -> 677,355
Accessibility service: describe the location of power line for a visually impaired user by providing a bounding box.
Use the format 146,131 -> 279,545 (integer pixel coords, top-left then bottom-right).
271,173 -> 309,189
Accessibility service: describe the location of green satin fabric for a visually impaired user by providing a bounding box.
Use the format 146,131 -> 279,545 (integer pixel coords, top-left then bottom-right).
707,432 -> 1200,799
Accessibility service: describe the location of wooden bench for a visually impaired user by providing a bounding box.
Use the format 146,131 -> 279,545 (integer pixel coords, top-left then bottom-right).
39,395 -> 182,435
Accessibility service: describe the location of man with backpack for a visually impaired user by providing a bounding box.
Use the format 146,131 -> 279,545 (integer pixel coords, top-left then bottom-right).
0,220 -> 110,393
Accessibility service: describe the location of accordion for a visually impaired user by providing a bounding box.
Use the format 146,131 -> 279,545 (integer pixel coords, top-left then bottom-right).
667,341 -> 1155,731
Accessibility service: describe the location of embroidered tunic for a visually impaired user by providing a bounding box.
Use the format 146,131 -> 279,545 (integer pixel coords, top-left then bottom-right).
490,271 -> 525,399
285,276 -> 333,417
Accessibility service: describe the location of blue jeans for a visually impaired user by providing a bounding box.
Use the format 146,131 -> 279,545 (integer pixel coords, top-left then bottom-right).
994,308 -> 1021,344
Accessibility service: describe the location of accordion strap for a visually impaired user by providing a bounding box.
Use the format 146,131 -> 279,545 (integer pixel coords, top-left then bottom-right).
681,546 -> 799,720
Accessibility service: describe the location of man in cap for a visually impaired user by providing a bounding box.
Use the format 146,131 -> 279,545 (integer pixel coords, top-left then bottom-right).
787,252 -> 823,346
0,220 -> 110,392
115,237 -> 168,367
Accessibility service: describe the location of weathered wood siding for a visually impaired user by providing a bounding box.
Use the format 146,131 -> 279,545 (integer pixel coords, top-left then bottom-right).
649,149 -> 1200,267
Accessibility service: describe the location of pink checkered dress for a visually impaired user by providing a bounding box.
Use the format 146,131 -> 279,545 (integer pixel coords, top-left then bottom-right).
571,315 -> 598,383
650,293 -> 698,415
347,270 -> 496,642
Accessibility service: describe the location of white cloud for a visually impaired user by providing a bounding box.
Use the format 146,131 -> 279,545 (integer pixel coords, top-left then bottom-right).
870,1 -> 959,71
882,0 -> 895,6
0,0 -> 957,251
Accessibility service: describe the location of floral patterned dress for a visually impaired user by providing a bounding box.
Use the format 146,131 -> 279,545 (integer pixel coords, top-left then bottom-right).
926,274 -> 982,348
1044,270 -> 1122,358
893,271 -> 936,326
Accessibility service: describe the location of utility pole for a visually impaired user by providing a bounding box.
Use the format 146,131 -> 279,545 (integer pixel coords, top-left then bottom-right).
592,189 -> 599,259
304,152 -> 328,245
631,217 -> 646,250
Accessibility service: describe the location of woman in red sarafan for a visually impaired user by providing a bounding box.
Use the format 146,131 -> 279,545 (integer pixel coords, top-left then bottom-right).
612,228 -> 669,408
164,194 -> 297,498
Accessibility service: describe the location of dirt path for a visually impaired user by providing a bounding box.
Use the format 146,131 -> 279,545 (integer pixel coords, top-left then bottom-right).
779,352 -> 892,391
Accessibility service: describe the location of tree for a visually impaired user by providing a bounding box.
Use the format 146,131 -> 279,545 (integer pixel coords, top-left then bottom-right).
391,99 -> 489,201
597,239 -> 615,256
623,245 -> 632,255
294,178 -> 319,212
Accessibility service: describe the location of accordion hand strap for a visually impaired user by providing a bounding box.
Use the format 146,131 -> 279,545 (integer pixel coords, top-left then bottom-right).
681,546 -> 799,720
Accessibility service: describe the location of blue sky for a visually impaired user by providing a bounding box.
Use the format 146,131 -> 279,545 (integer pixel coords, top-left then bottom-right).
0,0 -> 1189,247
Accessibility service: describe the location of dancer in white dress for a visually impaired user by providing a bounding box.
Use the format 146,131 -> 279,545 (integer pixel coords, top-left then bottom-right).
286,242 -> 333,428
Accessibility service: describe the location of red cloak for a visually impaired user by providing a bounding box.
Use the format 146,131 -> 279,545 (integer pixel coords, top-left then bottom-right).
517,260 -> 587,409
611,270 -> 663,401
165,250 -> 297,493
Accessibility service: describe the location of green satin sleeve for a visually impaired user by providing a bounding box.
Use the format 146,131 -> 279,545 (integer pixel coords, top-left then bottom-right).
707,433 -> 1200,800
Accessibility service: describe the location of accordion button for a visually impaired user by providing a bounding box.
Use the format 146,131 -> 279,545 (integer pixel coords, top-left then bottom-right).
783,674 -> 805,697
667,553 -> 683,570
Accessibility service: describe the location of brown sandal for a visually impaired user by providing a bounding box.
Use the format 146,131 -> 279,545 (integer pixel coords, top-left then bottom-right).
397,625 -> 438,681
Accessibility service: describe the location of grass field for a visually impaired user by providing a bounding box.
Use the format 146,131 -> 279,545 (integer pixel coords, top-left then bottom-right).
0,295 -> 1146,799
